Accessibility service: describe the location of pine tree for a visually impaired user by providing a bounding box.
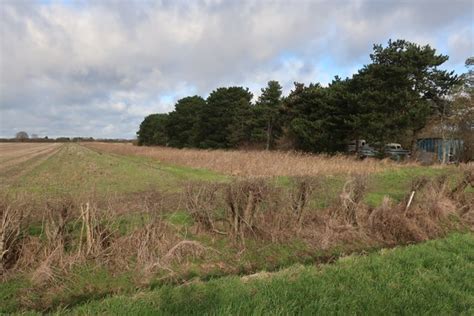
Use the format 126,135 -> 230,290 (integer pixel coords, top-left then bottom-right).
253,81 -> 283,150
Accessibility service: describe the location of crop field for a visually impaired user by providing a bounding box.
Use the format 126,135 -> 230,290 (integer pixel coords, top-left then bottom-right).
1,142 -> 473,314
0,143 -> 61,188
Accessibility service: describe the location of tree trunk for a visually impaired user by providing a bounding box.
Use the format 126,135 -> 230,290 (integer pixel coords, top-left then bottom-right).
410,126 -> 424,156
266,120 -> 272,151
441,106 -> 447,164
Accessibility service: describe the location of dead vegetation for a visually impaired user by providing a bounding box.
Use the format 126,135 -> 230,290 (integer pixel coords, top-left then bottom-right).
182,170 -> 472,249
0,168 -> 472,311
84,142 -> 406,177
0,195 -> 30,274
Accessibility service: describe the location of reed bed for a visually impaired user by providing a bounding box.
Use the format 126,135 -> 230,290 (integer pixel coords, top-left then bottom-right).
85,143 -> 405,176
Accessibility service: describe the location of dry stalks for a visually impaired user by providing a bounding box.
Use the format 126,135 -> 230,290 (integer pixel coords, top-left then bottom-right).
182,172 -> 472,249
2,168 -> 472,311
107,218 -> 179,279
290,177 -> 317,230
450,168 -> 474,219
183,179 -> 293,243
0,195 -> 29,275
366,173 -> 470,245
84,142 -> 405,177
162,240 -> 220,265
331,174 -> 368,226
184,182 -> 220,234
367,197 -> 426,244
43,197 -> 74,250
224,179 -> 270,244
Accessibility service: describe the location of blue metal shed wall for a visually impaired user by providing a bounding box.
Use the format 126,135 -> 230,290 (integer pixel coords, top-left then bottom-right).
417,138 -> 436,152
417,138 -> 464,162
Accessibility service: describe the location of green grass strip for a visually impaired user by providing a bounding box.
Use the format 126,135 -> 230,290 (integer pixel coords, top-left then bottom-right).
65,233 -> 474,315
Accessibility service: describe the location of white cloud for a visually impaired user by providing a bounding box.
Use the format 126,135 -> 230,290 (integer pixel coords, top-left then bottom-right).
448,27 -> 474,64
0,0 -> 472,138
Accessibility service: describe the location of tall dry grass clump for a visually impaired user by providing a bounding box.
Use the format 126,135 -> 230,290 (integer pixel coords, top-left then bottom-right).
182,171 -> 472,249
84,142 -> 404,177
183,178 -> 320,245
0,194 -> 30,275
184,182 -> 221,234
345,171 -> 471,246
1,195 -> 178,278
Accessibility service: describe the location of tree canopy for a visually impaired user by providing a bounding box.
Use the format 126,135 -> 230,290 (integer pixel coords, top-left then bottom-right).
166,96 -> 206,148
136,113 -> 169,146
194,87 -> 253,149
136,39 -> 461,156
15,131 -> 29,140
252,81 -> 284,150
353,39 -> 459,146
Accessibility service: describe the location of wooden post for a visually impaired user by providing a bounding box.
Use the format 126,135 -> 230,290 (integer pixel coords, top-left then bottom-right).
405,191 -> 416,213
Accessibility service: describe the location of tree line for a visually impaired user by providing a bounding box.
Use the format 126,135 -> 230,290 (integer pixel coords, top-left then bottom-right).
3,133 -> 128,143
137,39 -> 471,155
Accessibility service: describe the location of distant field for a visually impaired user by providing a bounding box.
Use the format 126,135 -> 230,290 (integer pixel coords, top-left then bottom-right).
0,143 -> 60,166
0,142 -> 472,313
0,143 -> 61,187
2,143 -> 225,197
2,142 -> 459,204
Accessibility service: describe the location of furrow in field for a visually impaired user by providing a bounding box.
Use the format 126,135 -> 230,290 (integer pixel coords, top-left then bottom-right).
0,143 -> 62,187
0,143 -> 61,171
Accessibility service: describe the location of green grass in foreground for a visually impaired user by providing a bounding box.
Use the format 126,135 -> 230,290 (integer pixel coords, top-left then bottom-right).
62,233 -> 474,315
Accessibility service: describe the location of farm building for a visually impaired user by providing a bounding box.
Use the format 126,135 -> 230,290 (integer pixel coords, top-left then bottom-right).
416,138 -> 464,163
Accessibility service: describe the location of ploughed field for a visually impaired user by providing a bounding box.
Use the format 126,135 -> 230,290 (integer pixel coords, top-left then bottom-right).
1,142 -> 473,314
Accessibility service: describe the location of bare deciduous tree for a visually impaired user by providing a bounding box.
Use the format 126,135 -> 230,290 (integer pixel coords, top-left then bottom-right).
15,131 -> 29,140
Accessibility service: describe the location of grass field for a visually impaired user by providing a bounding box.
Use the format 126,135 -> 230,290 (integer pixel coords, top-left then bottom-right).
4,142 -> 455,201
0,142 -> 472,313
4,143 -> 225,197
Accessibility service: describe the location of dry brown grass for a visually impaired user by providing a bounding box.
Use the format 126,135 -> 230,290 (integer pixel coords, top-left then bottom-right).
1,169 -> 472,311
182,172 -> 472,248
0,195 -> 30,275
84,142 -> 407,176
2,196 -> 181,285
2,172 -> 471,277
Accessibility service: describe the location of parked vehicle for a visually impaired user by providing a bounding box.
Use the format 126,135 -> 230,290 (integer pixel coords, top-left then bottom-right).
347,139 -> 367,153
384,143 -> 410,161
358,146 -> 379,159
347,140 -> 379,159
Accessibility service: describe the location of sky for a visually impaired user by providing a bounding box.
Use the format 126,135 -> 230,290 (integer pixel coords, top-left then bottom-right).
0,0 -> 473,139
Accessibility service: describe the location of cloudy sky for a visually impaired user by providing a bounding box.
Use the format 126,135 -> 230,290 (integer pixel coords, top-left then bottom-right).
0,0 -> 472,139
